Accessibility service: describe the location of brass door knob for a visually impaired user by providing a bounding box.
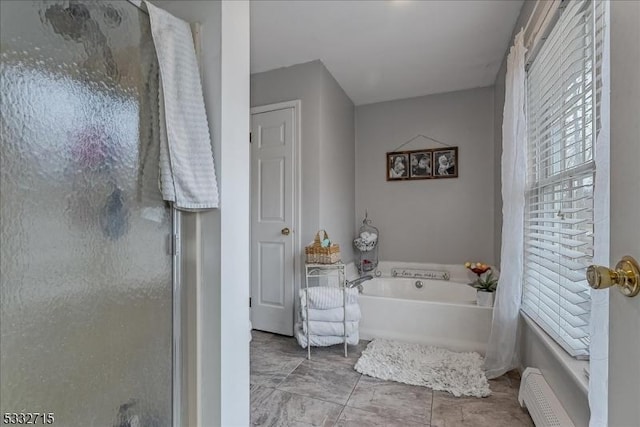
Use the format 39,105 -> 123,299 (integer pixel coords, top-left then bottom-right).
281,227 -> 291,236
587,256 -> 640,297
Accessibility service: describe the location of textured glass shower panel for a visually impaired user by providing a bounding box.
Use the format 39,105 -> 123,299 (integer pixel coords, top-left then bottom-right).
0,1 -> 171,425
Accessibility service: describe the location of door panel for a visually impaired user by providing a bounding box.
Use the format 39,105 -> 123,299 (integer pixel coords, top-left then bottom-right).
608,2 -> 640,425
259,123 -> 286,148
251,107 -> 295,335
259,242 -> 286,306
0,1 -> 172,425
259,158 -> 285,221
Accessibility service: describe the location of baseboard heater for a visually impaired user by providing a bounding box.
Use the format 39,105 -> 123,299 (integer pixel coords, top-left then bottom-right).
518,368 -> 575,427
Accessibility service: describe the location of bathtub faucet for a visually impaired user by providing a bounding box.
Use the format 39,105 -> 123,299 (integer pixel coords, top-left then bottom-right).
346,275 -> 373,293
346,275 -> 373,287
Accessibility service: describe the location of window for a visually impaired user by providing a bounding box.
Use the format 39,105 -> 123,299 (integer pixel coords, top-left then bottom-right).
522,0 -> 603,358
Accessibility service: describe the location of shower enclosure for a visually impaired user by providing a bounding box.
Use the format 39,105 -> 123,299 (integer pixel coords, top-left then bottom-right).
1,1 -> 178,425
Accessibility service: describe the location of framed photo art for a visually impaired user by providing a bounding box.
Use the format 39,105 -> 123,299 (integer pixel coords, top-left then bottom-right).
386,147 -> 458,181
409,151 -> 432,179
432,147 -> 458,178
387,152 -> 410,180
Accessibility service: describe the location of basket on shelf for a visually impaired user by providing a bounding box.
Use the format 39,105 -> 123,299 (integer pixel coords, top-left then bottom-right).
305,230 -> 341,264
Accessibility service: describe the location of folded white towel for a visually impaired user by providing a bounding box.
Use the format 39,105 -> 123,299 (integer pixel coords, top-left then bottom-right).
294,323 -> 359,348
359,232 -> 378,243
146,1 -> 219,210
300,287 -> 359,310
302,320 -> 359,336
301,305 -> 361,322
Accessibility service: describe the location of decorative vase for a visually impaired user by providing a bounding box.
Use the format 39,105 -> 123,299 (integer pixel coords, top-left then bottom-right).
476,290 -> 495,307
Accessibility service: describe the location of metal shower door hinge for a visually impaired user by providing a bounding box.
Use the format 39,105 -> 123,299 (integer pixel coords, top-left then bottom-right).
172,234 -> 179,256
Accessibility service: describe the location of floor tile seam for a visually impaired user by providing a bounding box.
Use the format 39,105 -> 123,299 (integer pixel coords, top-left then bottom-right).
334,403 -> 348,425
272,387 -> 352,410
344,403 -> 432,425
303,355 -> 360,367
344,387 -> 433,425
488,391 -> 522,401
429,385 -> 435,426
251,351 -> 307,362
341,405 -> 432,426
249,385 -> 278,411
342,373 -> 363,410
273,357 -> 306,389
253,384 -> 278,392
285,365 -> 363,382
302,361 -> 357,371
250,377 -> 284,388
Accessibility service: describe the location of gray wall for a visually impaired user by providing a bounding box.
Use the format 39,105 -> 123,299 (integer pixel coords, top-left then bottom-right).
251,61 -> 322,254
318,65 -> 356,263
251,60 -> 356,268
355,87 -> 496,265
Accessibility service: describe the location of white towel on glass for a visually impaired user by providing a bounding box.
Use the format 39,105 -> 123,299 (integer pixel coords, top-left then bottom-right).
146,1 -> 219,210
302,321 -> 359,336
300,287 -> 359,310
301,305 -> 361,322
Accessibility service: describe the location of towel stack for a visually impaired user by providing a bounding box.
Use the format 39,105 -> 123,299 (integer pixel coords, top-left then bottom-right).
295,287 -> 361,348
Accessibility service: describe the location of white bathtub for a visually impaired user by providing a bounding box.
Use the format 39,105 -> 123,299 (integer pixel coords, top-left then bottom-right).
355,263 -> 493,354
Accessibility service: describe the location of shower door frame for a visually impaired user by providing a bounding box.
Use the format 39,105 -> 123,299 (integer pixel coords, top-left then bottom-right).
172,207 -> 182,427
126,3 -> 186,425
125,2 -> 183,426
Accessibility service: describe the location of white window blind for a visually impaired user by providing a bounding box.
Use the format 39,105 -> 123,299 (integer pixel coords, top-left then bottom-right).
523,0 -> 601,359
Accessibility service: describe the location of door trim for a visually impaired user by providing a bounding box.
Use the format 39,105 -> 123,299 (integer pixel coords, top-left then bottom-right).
250,100 -> 302,332
171,207 -> 182,427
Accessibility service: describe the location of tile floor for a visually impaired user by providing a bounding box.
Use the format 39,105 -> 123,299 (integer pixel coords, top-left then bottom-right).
250,330 -> 534,427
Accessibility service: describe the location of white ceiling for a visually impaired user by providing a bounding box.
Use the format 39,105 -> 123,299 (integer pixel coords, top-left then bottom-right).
251,0 -> 524,106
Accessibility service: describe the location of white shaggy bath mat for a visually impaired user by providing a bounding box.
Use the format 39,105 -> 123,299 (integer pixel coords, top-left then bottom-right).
354,339 -> 491,397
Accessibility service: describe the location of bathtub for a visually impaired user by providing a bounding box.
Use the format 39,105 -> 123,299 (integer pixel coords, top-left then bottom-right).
353,262 -> 493,354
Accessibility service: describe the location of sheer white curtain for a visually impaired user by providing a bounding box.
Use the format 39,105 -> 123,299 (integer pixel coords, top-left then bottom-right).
484,30 -> 527,379
589,2 -> 610,425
